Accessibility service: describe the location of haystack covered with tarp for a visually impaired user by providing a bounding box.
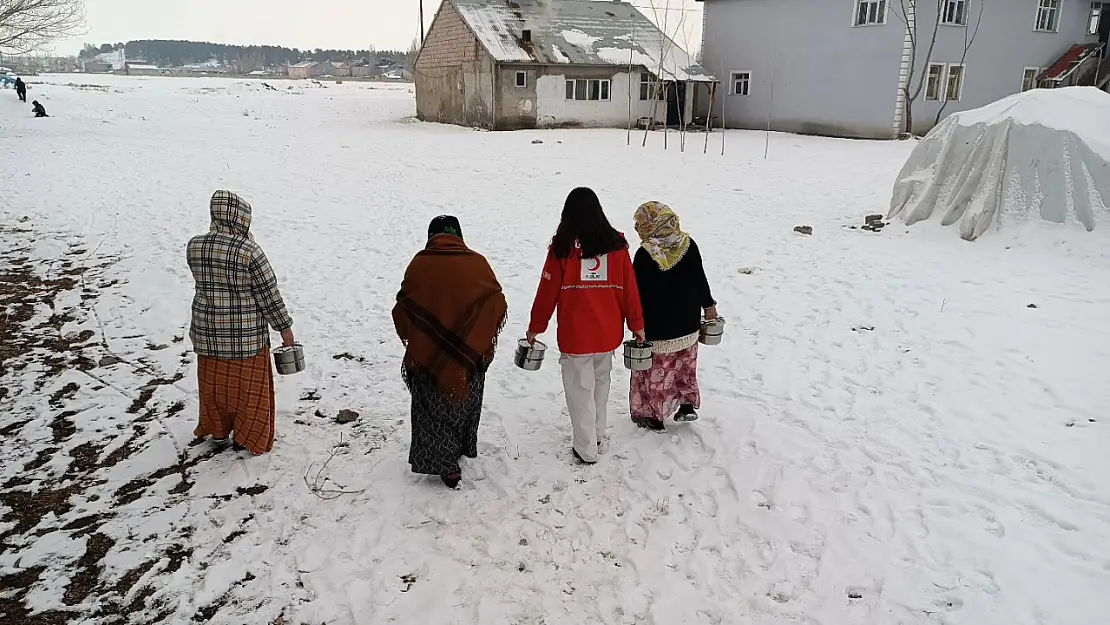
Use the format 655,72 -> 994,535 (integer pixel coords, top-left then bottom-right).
888,87 -> 1110,241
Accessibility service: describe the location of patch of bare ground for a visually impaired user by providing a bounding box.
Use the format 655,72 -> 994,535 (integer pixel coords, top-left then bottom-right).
0,225 -> 267,623
0,226 -> 191,622
0,565 -> 71,625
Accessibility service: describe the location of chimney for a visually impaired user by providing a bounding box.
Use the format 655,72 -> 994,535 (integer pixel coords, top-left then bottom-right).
522,29 -> 532,43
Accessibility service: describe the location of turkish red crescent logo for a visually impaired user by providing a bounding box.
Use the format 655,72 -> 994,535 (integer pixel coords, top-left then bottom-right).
586,258 -> 601,272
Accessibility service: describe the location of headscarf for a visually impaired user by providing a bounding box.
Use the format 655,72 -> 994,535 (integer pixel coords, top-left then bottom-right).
634,201 -> 691,271
393,217 -> 507,402
428,215 -> 463,242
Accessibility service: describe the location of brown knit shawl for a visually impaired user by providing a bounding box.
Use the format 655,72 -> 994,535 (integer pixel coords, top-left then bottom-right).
392,235 -> 507,402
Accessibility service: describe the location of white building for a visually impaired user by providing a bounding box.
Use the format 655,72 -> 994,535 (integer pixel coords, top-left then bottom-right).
415,0 -> 717,130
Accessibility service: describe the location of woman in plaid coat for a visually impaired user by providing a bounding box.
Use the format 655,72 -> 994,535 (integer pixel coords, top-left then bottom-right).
187,190 -> 295,455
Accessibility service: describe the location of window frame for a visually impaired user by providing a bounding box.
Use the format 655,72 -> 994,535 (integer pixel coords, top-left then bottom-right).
1089,3 -> 1103,36
944,63 -> 966,102
925,63 -> 946,101
564,78 -> 612,101
729,70 -> 752,96
941,0 -> 969,26
639,72 -> 665,101
1035,0 -> 1061,32
853,0 -> 889,27
1021,66 -> 1042,91
515,70 -> 527,88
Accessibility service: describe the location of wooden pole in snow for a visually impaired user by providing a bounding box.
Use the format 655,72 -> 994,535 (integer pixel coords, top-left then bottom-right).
680,82 -> 687,152
720,62 -> 727,156
626,16 -> 635,146
764,52 -> 776,160
703,82 -> 715,154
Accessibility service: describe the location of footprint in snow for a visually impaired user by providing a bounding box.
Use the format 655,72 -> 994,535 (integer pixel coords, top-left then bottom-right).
930,596 -> 964,612
400,574 -> 417,592
752,490 -> 772,510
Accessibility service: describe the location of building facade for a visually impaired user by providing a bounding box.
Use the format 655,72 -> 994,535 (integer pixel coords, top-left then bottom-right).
288,61 -> 321,80
124,62 -> 161,76
415,0 -> 715,130
699,0 -> 1107,138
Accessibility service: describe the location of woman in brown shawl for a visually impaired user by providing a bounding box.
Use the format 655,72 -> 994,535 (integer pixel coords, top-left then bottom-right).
392,216 -> 507,489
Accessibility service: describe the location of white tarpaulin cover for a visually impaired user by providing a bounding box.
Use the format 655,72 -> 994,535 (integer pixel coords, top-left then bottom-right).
888,87 -> 1110,240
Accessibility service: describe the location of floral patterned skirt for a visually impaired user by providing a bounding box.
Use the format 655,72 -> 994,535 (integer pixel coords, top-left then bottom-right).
629,343 -> 701,422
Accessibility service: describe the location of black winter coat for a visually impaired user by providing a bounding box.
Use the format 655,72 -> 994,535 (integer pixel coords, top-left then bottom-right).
633,239 -> 715,342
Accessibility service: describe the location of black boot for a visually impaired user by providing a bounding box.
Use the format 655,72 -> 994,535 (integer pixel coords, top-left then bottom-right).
441,473 -> 461,489
636,418 -> 665,432
675,404 -> 699,422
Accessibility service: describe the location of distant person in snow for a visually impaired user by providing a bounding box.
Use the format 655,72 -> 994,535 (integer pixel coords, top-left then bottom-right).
527,187 -> 645,465
392,216 -> 507,489
187,190 -> 295,456
31,100 -> 47,117
629,201 -> 718,431
14,77 -> 26,102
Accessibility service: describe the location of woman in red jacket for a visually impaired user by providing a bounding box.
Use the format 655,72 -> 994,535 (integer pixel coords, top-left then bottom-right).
528,187 -> 645,464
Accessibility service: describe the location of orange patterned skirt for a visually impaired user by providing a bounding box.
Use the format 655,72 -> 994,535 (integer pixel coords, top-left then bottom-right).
195,349 -> 275,455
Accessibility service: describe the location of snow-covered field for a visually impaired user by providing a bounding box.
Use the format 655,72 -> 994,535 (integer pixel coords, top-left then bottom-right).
1,74 -> 1109,625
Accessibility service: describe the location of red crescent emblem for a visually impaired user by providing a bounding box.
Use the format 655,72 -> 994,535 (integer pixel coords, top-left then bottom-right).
586,258 -> 601,271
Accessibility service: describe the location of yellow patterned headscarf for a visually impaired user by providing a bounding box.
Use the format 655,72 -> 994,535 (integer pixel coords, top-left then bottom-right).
634,201 -> 691,271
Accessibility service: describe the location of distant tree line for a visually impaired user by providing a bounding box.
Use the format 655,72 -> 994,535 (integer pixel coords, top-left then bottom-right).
77,39 -> 415,70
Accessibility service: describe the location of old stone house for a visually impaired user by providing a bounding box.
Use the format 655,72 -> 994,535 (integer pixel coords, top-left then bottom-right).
415,0 -> 716,130
288,61 -> 321,80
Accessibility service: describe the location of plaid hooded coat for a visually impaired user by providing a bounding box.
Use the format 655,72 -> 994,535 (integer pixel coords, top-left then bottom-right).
187,191 -> 293,359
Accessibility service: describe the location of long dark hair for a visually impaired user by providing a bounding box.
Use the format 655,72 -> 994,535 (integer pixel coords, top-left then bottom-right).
551,187 -> 627,259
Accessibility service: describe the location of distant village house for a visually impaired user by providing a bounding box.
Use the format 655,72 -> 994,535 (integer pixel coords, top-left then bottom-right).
414,0 -> 716,130
125,62 -> 161,76
288,61 -> 321,79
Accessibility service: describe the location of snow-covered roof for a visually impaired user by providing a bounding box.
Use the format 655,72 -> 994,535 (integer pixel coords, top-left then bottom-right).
126,63 -> 160,71
292,61 -> 319,68
954,87 -> 1110,161
450,0 -> 715,82
90,50 -> 126,70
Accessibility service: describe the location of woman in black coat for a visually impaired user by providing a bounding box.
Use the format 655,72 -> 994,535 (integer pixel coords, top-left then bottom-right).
630,202 -> 718,431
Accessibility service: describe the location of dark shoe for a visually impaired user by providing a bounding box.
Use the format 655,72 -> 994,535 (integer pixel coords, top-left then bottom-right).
572,448 -> 596,464
232,442 -> 246,452
441,473 -> 461,489
635,418 -> 666,432
675,404 -> 699,422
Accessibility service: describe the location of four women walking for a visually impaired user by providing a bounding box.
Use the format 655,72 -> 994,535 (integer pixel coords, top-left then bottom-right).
186,188 -> 717,487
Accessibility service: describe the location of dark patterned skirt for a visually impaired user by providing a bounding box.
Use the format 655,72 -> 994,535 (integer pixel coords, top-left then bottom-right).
407,371 -> 486,476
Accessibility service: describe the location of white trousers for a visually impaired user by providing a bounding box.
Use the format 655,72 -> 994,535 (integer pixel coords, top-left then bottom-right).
560,352 -> 613,463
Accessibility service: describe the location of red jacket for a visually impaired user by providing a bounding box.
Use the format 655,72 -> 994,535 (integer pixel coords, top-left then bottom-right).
528,241 -> 645,355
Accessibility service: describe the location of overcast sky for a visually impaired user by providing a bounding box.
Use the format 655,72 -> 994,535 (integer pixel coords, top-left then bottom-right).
50,0 -> 702,56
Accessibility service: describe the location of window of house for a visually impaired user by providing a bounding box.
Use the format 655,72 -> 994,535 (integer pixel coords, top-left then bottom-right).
1035,0 -> 1060,31
515,71 -> 527,88
1022,67 -> 1042,91
639,72 -> 665,100
564,78 -> 611,101
730,71 -> 751,96
925,63 -> 945,100
1090,3 -> 1103,35
854,0 -> 887,26
945,64 -> 966,101
942,0 -> 968,25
